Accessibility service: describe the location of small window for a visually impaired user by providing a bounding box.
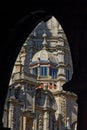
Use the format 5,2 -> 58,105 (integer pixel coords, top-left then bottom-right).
40,67 -> 47,76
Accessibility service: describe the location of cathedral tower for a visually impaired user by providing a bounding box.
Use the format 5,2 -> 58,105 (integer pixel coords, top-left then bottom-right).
3,16 -> 77,130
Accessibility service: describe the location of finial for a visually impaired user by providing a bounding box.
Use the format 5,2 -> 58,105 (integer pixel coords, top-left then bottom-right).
42,30 -> 48,50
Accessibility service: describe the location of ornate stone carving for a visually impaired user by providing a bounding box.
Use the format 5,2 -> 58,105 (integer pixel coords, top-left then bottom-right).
38,113 -> 43,130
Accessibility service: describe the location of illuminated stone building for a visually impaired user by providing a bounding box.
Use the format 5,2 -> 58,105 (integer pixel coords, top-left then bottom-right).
3,16 -> 77,130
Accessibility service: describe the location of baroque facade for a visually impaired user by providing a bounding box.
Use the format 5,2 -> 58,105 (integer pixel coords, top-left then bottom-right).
3,16 -> 77,130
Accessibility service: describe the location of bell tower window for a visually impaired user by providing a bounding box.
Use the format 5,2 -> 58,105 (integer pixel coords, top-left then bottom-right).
40,67 -> 47,76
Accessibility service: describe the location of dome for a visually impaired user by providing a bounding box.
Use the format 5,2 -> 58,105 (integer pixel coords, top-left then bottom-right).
29,32 -> 58,79
32,49 -> 58,65
31,32 -> 58,65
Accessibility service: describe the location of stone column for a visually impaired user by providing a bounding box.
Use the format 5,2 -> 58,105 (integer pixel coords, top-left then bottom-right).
38,63 -> 40,78
43,111 -> 49,130
8,102 -> 14,130
23,116 -> 26,130
48,64 -> 50,77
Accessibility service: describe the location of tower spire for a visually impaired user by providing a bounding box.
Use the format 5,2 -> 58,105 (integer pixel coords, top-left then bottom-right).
42,31 -> 48,50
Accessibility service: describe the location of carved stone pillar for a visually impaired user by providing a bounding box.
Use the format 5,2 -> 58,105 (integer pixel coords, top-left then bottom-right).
23,116 -> 26,130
